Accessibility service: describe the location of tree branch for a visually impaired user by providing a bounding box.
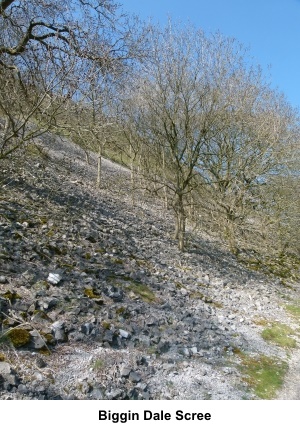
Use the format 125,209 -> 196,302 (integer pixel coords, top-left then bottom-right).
0,0 -> 15,14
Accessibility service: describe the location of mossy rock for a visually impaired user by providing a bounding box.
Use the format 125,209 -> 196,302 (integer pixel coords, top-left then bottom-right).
7,328 -> 31,347
84,288 -> 102,300
1,290 -> 21,302
102,321 -> 111,330
41,332 -> 55,345
32,280 -> 48,290
115,306 -> 130,318
111,258 -> 123,265
0,352 -> 6,361
125,281 -> 156,303
37,346 -> 51,355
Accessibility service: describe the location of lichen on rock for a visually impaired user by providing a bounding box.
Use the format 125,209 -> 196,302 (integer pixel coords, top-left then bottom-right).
6,328 -> 31,347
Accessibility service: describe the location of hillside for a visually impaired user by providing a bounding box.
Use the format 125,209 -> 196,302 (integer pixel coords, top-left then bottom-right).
0,134 -> 299,400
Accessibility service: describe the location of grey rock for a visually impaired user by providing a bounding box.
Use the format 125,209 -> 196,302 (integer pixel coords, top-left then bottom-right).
129,371 -> 141,383
51,321 -> 67,341
0,297 -> 8,314
119,329 -> 130,339
157,340 -> 170,353
0,362 -> 19,386
137,335 -> 151,347
17,384 -> 29,394
106,286 -> 123,302
90,386 -> 104,400
141,390 -> 150,400
81,322 -> 94,335
106,388 -> 123,400
36,357 -> 47,368
120,366 -> 131,377
85,232 -> 98,243
0,362 -> 12,375
103,329 -> 114,343
47,273 -> 62,285
30,330 -> 47,349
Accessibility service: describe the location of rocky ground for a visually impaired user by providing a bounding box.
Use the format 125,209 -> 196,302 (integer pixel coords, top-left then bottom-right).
0,134 -> 299,400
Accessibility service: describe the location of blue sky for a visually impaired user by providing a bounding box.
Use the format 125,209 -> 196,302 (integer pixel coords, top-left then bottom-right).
123,0 -> 300,110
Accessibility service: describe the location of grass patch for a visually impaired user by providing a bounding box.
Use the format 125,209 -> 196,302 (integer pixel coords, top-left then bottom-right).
253,318 -> 269,326
240,354 -> 288,399
126,281 -> 156,303
92,358 -> 105,371
285,302 -> 300,322
261,323 -> 297,348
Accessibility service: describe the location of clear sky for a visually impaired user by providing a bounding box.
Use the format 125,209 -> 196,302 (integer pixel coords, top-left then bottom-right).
122,0 -> 300,110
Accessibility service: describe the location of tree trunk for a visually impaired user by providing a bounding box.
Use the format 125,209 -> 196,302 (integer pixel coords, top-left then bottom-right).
173,193 -> 186,251
224,208 -> 239,255
130,148 -> 135,205
162,149 -> 168,209
96,143 -> 102,188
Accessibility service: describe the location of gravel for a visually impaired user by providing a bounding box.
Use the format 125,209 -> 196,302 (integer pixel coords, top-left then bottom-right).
0,134 -> 299,400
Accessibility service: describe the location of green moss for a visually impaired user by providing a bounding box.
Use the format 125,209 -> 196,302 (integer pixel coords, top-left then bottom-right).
0,352 -> 6,361
95,248 -> 106,254
253,318 -> 269,326
111,258 -> 123,265
84,288 -> 101,299
92,359 -> 105,370
224,345 -> 242,355
42,332 -> 55,345
261,323 -> 296,348
115,306 -> 130,319
1,290 -> 21,302
211,301 -> 223,308
46,228 -> 55,237
240,354 -> 288,399
7,328 -> 31,347
126,281 -> 156,303
190,291 -> 223,308
20,312 -> 28,320
285,302 -> 300,322
38,346 -> 51,355
102,321 -> 111,330
26,143 -> 49,158
32,280 -> 48,290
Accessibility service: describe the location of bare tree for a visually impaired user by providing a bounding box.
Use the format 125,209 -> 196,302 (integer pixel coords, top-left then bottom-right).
198,80 -> 295,250
121,24 -> 255,250
0,0 -> 144,159
0,0 -> 120,64
0,45 -> 80,159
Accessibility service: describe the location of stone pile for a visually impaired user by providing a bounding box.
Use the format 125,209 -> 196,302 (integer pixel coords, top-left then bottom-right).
0,135 -> 298,399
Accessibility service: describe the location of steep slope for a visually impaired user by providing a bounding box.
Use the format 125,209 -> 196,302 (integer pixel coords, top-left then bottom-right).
0,134 -> 299,400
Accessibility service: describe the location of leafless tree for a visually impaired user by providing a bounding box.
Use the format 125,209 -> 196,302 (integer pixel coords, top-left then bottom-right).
0,0 -> 145,159
121,24 -> 256,250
